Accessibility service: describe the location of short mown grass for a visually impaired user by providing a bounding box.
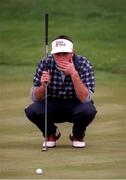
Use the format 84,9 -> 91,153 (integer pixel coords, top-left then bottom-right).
0,66 -> 126,179
0,0 -> 126,73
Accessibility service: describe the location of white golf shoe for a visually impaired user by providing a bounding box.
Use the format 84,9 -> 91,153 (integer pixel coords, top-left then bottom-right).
69,134 -> 86,148
42,128 -> 61,148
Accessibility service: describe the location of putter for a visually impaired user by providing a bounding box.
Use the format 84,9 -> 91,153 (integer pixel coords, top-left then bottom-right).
42,13 -> 48,152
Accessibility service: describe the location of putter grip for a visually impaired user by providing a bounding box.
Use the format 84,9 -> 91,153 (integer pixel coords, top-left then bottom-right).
45,13 -> 48,46
45,61 -> 48,71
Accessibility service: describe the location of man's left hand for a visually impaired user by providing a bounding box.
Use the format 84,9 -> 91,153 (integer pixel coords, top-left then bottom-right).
57,59 -> 77,76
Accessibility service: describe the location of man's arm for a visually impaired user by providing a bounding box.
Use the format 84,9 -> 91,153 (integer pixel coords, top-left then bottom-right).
34,85 -> 46,101
33,71 -> 50,101
70,71 -> 89,102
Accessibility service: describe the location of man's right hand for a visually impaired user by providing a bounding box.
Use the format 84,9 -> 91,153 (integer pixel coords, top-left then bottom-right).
41,70 -> 50,86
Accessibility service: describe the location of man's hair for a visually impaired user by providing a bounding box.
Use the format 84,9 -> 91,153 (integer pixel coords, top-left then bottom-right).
53,35 -> 73,43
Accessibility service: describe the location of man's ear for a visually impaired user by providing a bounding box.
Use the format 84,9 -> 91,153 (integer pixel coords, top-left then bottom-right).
72,50 -> 74,57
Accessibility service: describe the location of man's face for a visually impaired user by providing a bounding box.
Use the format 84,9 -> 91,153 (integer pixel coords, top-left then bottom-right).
53,52 -> 73,65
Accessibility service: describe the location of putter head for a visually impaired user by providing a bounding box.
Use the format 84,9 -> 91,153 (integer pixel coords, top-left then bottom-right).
42,139 -> 48,151
42,147 -> 48,152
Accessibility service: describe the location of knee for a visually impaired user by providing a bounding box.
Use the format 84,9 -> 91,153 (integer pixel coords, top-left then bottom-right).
84,103 -> 97,119
74,102 -> 97,119
24,105 -> 35,121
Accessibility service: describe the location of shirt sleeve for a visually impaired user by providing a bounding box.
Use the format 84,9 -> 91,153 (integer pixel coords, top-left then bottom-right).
79,57 -> 95,93
33,59 -> 46,86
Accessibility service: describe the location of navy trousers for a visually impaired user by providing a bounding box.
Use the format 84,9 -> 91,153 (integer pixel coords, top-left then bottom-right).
24,98 -> 97,139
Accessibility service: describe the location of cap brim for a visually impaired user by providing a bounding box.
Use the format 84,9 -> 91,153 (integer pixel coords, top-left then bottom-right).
51,48 -> 72,54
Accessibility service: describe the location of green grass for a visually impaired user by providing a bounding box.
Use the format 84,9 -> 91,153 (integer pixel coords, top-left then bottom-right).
0,66 -> 126,179
0,0 -> 126,179
0,0 -> 126,73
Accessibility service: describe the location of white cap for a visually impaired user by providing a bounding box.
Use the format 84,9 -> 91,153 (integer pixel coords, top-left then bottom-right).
51,39 -> 73,54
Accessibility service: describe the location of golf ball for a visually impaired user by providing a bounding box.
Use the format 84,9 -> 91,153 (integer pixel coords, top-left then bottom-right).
36,168 -> 43,175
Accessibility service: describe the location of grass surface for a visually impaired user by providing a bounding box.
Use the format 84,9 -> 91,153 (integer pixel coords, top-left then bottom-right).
0,66 -> 126,179
0,0 -> 126,73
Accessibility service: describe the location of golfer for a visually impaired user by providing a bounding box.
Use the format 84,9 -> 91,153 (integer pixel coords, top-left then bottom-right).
25,35 -> 97,148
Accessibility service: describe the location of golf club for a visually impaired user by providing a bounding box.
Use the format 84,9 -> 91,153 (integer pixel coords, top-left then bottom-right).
42,13 -> 48,152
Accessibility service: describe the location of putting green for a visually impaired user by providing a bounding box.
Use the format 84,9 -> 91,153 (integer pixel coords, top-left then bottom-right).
0,66 -> 126,179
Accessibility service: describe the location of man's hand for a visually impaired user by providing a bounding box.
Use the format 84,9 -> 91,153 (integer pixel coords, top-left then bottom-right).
41,70 -> 50,86
34,70 -> 50,101
56,58 -> 77,76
